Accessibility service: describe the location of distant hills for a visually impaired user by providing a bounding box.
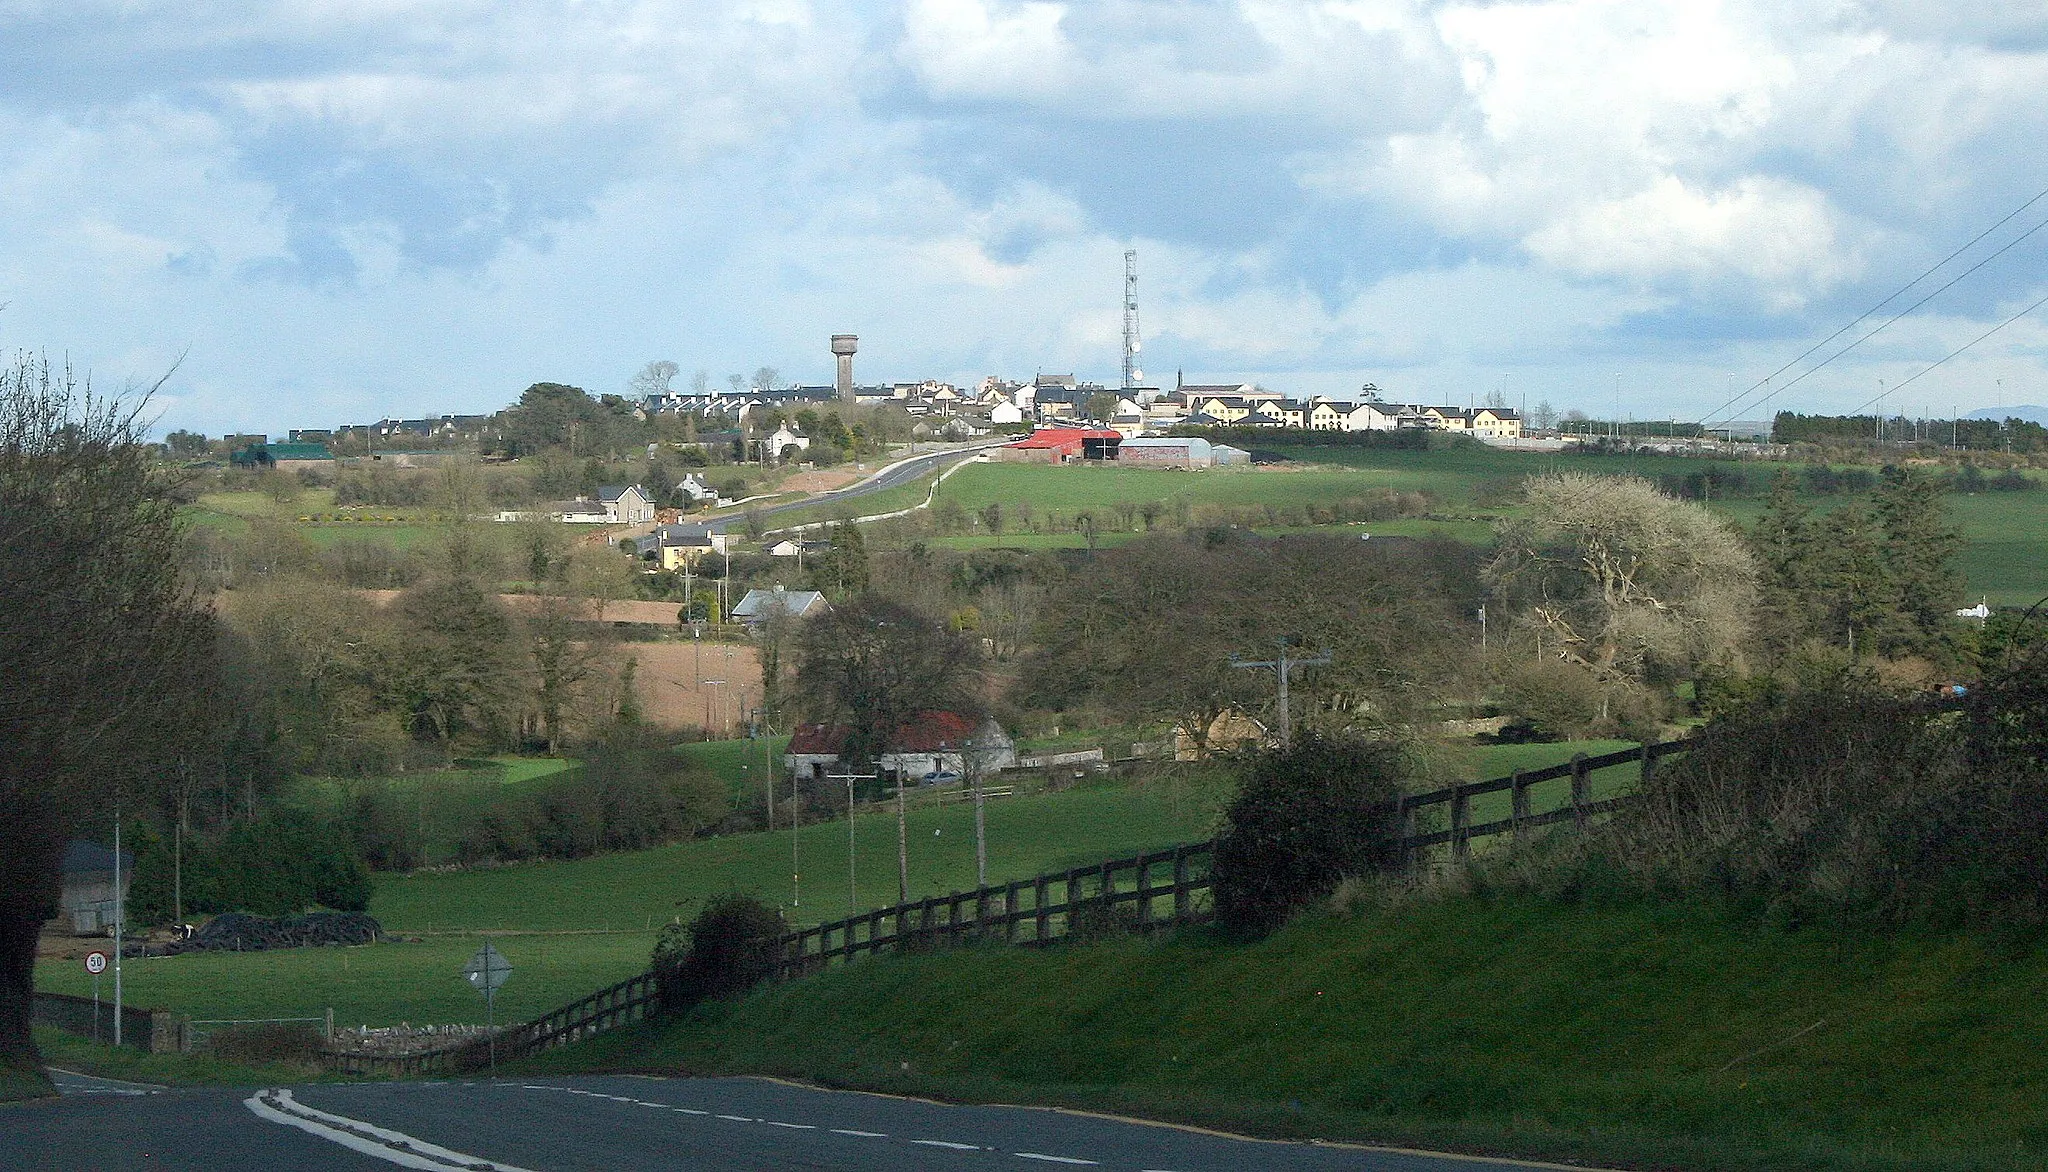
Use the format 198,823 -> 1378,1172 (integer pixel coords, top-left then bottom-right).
1964,405 -> 2048,425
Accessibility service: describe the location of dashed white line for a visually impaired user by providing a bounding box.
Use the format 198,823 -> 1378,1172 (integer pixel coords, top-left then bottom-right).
716,1114 -> 757,1122
673,1107 -> 711,1116
832,1128 -> 889,1138
244,1088 -> 539,1172
913,1139 -> 987,1150
1016,1156 -> 1099,1166
762,1121 -> 817,1130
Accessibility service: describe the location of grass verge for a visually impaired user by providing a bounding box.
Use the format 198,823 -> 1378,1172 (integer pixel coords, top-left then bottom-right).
29,1027 -> 334,1089
518,892 -> 2048,1172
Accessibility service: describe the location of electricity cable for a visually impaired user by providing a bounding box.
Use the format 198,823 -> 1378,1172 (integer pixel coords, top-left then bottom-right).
1838,284 -> 2048,416
1694,183 -> 2048,426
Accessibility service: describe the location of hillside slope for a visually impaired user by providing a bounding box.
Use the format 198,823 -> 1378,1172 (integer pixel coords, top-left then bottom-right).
527,894 -> 2048,1172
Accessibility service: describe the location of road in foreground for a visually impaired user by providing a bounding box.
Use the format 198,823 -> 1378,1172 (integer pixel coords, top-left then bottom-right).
3,1072 -> 1584,1172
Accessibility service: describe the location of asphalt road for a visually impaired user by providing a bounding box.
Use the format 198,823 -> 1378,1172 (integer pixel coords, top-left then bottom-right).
711,441 -> 1007,532
2,1072 -> 1571,1172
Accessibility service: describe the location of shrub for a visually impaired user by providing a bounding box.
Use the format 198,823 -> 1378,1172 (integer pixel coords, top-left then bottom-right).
1211,732 -> 1411,936
652,893 -> 787,1012
1598,674 -> 2048,927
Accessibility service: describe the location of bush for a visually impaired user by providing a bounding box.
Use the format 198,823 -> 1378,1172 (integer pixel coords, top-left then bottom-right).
1211,733 -> 1411,936
652,893 -> 787,1012
456,734 -> 726,864
1597,674 -> 2048,927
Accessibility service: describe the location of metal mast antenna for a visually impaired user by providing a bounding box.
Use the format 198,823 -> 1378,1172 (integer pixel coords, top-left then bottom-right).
1121,249 -> 1143,391
1229,639 -> 1331,749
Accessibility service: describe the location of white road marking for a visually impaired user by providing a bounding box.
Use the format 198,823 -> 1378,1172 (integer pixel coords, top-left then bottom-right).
717,1114 -> 757,1122
244,1088 -> 539,1172
673,1107 -> 711,1115
763,1121 -> 817,1129
1016,1156 -> 1099,1166
832,1129 -> 889,1137
914,1139 -> 986,1150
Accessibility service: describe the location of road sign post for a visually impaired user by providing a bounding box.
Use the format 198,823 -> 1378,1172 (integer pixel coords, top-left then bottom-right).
84,951 -> 107,1043
462,942 -> 512,1070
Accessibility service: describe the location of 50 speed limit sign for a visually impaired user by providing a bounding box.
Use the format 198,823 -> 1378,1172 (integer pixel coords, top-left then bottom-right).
84,951 -> 108,975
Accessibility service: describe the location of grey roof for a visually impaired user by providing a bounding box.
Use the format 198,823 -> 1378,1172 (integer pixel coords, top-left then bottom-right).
596,484 -> 644,502
62,840 -> 132,875
730,588 -> 826,620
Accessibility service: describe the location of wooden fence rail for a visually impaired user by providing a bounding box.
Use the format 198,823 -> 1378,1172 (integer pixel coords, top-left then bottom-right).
328,738 -> 1688,1077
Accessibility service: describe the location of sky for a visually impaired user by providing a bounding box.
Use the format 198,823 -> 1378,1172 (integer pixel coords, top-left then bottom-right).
3,0 -> 2047,437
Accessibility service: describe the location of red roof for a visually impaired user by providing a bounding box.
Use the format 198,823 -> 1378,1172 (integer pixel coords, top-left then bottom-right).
787,711 -> 980,756
1007,427 -> 1122,450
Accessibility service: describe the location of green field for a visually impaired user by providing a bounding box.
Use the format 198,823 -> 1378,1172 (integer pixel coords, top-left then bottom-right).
290,756 -> 582,868
675,735 -> 790,807
529,895 -> 2048,1172
35,742 -> 1625,1029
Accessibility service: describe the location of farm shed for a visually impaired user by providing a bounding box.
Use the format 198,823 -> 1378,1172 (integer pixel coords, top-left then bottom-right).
1119,436 -> 1214,468
58,840 -> 132,935
785,712 -> 1017,782
992,427 -> 1122,463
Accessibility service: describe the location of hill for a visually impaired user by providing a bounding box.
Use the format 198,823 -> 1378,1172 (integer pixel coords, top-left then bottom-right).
1964,405 -> 2048,426
525,893 -> 2048,1172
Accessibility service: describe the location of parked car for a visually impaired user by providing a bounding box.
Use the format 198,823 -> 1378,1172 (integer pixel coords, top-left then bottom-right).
920,770 -> 961,786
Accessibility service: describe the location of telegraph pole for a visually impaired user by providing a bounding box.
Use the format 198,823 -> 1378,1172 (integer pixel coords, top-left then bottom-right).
1228,639 -> 1331,749
827,769 -> 876,913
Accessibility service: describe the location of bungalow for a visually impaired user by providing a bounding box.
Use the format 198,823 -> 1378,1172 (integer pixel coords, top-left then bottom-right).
768,538 -> 831,559
766,426 -> 810,462
597,484 -> 656,526
785,712 -> 1018,782
730,585 -> 828,627
675,473 -> 722,508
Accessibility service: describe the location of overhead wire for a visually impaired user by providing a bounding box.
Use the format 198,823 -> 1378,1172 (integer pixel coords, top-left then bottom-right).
1839,285 -> 2048,416
1694,182 -> 2048,426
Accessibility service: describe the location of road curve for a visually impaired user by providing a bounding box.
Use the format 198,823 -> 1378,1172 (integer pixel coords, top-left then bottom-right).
2,1072 -> 1592,1172
706,440 -> 1008,532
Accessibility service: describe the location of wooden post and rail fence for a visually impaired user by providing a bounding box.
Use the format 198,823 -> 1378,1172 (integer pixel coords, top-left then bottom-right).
320,738 -> 1692,1076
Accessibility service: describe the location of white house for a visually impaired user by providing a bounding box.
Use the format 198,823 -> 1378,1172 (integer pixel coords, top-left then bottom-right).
675,473 -> 721,507
989,399 -> 1025,425
767,425 -> 811,462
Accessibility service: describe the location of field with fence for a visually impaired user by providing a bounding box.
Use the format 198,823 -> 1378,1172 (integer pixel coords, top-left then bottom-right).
34,741 -> 1627,1033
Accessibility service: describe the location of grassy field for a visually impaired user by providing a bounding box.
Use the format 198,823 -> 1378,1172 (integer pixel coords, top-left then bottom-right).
33,742 -> 1625,1029
674,735 -> 790,807
525,894 -> 2048,1172
289,756 -> 583,867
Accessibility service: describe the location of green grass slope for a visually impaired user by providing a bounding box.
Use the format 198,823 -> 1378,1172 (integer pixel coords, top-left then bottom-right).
531,895 -> 2048,1172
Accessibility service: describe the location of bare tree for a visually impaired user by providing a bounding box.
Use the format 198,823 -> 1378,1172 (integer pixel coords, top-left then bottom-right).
1486,473 -> 1757,684
631,360 -> 680,399
1,355 -> 208,1088
751,366 -> 781,393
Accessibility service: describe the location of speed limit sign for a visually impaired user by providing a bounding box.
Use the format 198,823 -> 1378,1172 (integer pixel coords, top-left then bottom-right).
84,951 -> 107,975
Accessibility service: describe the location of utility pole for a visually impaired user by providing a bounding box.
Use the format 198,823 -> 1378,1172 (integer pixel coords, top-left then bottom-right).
112,810 -> 123,1047
1228,639 -> 1331,749
828,769 -> 876,913
895,764 -> 910,905
963,736 -> 989,888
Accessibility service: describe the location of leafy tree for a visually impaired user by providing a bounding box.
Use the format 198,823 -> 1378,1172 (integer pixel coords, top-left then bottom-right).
1,355 -> 210,1087
791,598 -> 984,774
384,579 -> 520,748
812,520 -> 869,600
979,502 -> 1003,535
500,382 -> 605,457
163,428 -> 211,458
1212,733 -> 1410,936
1084,391 -> 1118,422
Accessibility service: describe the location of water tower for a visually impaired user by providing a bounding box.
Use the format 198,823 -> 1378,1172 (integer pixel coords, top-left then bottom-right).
831,334 -> 858,401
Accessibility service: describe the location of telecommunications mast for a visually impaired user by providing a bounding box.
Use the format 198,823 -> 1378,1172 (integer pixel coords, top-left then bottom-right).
1121,249 -> 1143,391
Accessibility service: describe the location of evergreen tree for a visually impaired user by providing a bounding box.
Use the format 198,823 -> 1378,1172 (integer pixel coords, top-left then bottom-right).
813,521 -> 869,600
1872,465 -> 1965,656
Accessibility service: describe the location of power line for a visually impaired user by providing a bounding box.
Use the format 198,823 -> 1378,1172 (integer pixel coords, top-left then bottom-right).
1695,183 -> 2048,426
1839,285 -> 2048,417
